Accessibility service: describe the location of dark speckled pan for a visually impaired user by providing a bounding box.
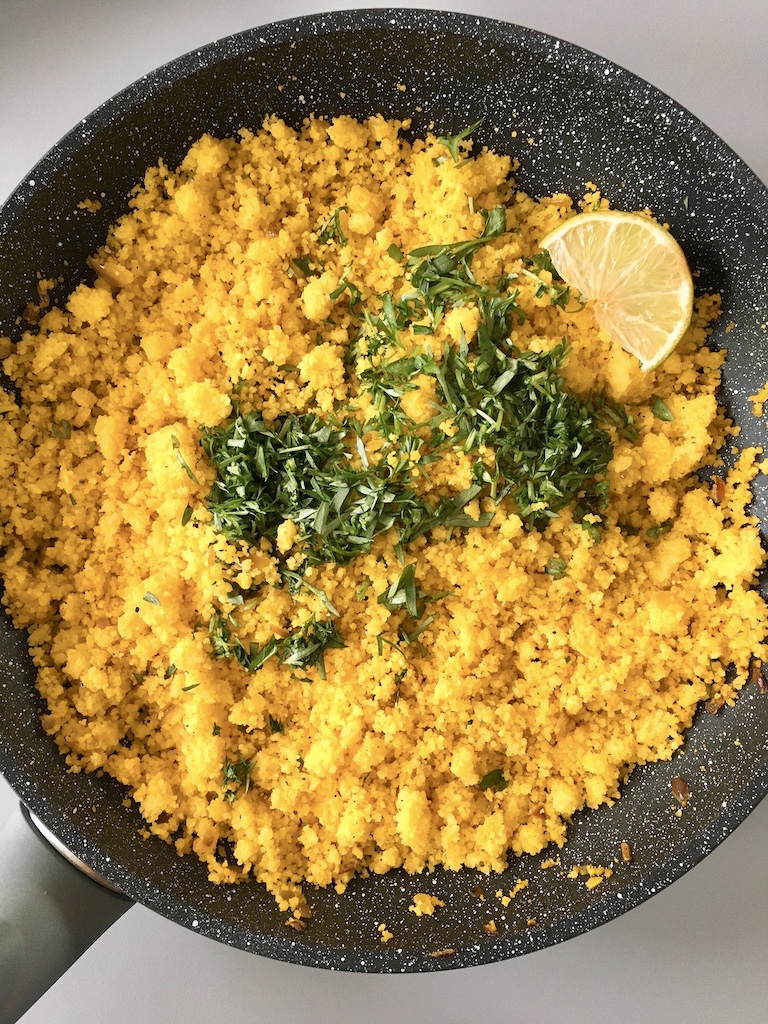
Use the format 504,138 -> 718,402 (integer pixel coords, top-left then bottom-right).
1,8 -> 767,972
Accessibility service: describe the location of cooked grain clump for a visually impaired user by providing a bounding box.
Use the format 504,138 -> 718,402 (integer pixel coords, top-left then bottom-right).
1,115 -> 765,911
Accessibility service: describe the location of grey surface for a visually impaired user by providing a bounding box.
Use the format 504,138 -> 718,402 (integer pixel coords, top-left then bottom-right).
0,805 -> 131,1024
1,0 -> 767,1021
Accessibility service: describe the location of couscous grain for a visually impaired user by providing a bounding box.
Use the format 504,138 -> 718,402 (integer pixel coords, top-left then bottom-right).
1,116 -> 766,911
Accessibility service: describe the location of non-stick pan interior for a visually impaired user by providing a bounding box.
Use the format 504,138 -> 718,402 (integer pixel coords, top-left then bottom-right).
1,9 -> 768,971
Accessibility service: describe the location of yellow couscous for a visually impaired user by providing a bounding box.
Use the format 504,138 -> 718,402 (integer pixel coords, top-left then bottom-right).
1,115 -> 766,912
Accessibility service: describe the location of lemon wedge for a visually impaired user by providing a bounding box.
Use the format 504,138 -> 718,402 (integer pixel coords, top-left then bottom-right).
539,210 -> 694,372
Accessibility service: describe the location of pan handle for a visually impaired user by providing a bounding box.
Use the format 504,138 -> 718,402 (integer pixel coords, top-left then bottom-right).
0,801 -> 133,1024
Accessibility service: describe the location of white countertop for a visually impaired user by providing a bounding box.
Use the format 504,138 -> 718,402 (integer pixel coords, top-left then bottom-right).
1,2 -> 767,1021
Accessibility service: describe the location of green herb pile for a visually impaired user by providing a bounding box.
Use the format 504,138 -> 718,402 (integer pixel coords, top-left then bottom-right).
193,186 -> 633,711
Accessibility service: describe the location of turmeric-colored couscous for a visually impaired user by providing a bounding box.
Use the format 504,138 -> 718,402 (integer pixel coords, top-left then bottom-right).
1,115 -> 766,912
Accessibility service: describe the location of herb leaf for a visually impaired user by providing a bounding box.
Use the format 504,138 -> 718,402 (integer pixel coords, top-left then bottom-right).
652,396 -> 675,421
277,616 -> 346,680
436,119 -> 484,163
527,250 -> 558,276
222,753 -> 255,803
647,520 -> 673,539
209,610 -> 345,681
378,563 -> 420,619
478,768 -> 508,792
171,435 -> 199,484
317,206 -> 348,247
429,339 -> 614,529
523,251 -> 584,310
545,555 -> 567,580
52,419 -> 72,440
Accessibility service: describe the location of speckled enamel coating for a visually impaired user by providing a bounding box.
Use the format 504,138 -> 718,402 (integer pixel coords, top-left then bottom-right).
1,8 -> 767,973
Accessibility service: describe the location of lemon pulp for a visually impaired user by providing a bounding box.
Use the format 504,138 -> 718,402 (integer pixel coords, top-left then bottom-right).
540,210 -> 695,372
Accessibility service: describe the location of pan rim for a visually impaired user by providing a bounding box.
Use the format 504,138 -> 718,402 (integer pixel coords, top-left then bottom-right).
2,8 -> 767,223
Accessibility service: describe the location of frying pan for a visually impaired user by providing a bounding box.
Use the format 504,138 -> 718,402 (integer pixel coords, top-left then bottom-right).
1,6 -> 768,1018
